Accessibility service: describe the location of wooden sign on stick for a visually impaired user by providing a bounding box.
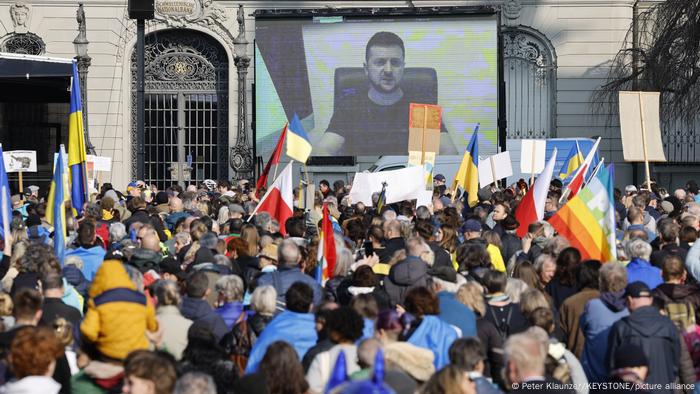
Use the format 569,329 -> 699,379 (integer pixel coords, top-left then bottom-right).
408,103 -> 442,164
479,151 -> 513,187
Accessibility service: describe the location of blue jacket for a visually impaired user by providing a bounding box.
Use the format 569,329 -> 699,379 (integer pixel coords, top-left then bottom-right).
165,211 -> 189,231
215,301 -> 244,330
437,291 -> 477,338
407,315 -> 458,369
65,246 -> 106,282
256,267 -> 323,306
245,310 -> 317,374
180,296 -> 228,342
580,297 -> 629,382
626,258 -> 662,290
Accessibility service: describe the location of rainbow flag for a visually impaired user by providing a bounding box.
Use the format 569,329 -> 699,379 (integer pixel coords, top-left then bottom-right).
286,113 -> 312,163
68,61 -> 88,216
315,202 -> 337,283
453,125 -> 479,207
549,163 -> 617,262
558,142 -> 584,180
46,145 -> 70,263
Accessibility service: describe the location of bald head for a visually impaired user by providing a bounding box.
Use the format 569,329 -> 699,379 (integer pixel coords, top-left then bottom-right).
383,219 -> 402,239
169,197 -> 183,213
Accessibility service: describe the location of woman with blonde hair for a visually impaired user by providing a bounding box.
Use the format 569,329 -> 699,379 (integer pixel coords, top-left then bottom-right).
455,282 -> 504,385
240,223 -> 260,257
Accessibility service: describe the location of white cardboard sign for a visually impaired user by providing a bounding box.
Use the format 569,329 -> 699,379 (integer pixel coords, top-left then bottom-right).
479,151 -> 513,186
3,150 -> 37,173
520,139 -> 546,174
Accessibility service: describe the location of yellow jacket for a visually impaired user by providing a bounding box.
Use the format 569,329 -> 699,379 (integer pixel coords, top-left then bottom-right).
80,260 -> 158,360
486,244 -> 506,273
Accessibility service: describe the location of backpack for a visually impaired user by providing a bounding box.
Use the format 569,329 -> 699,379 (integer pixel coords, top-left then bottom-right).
224,312 -> 251,377
666,301 -> 700,380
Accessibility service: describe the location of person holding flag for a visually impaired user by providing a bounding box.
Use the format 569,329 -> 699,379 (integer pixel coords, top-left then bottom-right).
453,125 -> 479,207
68,60 -> 89,216
46,145 -> 70,263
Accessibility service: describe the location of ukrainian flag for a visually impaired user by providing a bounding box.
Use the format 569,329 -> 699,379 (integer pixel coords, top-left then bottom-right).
47,145 -> 69,263
559,143 -> 584,180
286,113 -> 312,163
0,144 -> 12,239
453,126 -> 479,207
68,61 -> 88,216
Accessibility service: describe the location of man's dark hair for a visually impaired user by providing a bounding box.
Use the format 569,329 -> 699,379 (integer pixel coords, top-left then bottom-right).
124,350 -> 177,394
13,288 -> 42,320
483,270 -> 507,294
285,217 -> 306,238
186,271 -> 209,298
199,216 -> 213,232
658,219 -> 680,243
228,218 -> 243,234
285,282 -> 313,313
40,272 -> 64,292
528,307 -> 555,333
577,260 -> 601,290
325,306 -> 364,343
449,337 -> 486,372
365,31 -> 405,62
414,220 -> 434,241
77,219 -> 96,247
217,180 -> 231,190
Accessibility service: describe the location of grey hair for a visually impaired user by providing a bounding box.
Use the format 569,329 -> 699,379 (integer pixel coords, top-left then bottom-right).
504,330 -> 547,378
217,206 -> 229,225
625,238 -> 652,261
250,285 -> 277,316
382,210 -> 397,221
416,205 -> 431,221
174,232 -> 192,246
599,262 -> 628,293
108,222 -> 127,243
533,253 -> 555,274
278,239 -> 300,267
64,255 -> 84,270
255,212 -> 272,231
505,278 -> 529,303
174,372 -> 217,394
213,254 -> 232,269
215,275 -> 244,302
333,247 -> 354,277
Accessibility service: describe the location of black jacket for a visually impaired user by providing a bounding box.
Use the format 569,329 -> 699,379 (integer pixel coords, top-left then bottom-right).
500,232 -> 522,264
40,297 -> 82,328
650,244 -> 688,269
383,255 -> 429,306
378,237 -> 406,263
607,306 -> 680,394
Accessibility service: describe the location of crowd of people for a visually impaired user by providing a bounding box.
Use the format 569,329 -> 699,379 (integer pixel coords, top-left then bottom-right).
0,174 -> 698,394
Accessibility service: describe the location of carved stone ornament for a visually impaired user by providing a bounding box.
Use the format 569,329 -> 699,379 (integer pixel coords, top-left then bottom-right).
154,0 -> 226,28
1,32 -> 45,55
9,2 -> 30,34
503,0 -> 522,25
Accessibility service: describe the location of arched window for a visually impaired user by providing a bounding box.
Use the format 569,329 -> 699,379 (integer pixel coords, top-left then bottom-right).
503,26 -> 557,139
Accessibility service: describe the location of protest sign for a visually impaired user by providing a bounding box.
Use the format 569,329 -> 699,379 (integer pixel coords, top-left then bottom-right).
349,166 -> 426,206
478,151 -> 513,186
408,103 -> 442,163
3,150 -> 37,173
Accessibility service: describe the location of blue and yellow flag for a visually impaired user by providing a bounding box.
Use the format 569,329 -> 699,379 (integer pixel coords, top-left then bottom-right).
559,143 -> 584,180
453,125 -> 479,207
68,61 -> 88,216
0,144 -> 12,239
285,113 -> 312,163
47,145 -> 69,263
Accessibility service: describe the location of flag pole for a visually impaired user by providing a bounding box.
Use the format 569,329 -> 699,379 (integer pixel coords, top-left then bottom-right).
1,186 -> 8,238
18,172 -> 23,202
530,141 -> 536,187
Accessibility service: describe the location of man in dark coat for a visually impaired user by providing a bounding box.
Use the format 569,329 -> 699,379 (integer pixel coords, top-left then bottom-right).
652,255 -> 700,318
383,237 -> 429,306
607,282 -> 680,394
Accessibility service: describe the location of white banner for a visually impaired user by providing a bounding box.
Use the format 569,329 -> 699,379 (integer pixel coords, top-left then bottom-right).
349,165 -> 427,206
3,150 -> 37,173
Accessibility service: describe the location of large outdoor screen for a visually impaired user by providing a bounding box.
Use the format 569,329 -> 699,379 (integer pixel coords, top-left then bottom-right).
255,13 -> 499,159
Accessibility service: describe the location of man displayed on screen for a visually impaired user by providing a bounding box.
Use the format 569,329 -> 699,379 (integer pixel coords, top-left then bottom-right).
318,31 -> 457,156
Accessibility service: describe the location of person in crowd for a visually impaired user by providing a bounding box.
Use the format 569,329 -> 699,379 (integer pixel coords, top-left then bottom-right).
1,326 -> 64,394
448,337 -> 502,394
214,275 -> 245,330
558,260 -> 601,359
179,325 -> 237,393
153,280 -> 192,361
173,372 -> 217,394
534,253 -> 557,289
419,365 -> 476,394
580,262 -> 629,382
545,247 -> 581,310
38,272 -> 81,328
179,271 -> 228,342
349,337 -> 417,393
482,270 -> 528,341
80,258 -> 158,361
599,344 -> 651,394
374,309 -> 436,384
245,282 -> 317,373
401,286 -> 459,369
607,281 -> 680,394
650,220 -> 687,268
64,220 -> 106,282
350,293 -> 378,340
306,306 -> 364,392
384,237 -> 431,306
221,285 -> 277,375
428,266 -> 476,337
503,330 -> 575,394
625,238 -> 662,289
122,350 -> 177,394
380,219 -> 406,262
652,255 -> 700,320
233,341 -> 309,394
256,239 -> 323,306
